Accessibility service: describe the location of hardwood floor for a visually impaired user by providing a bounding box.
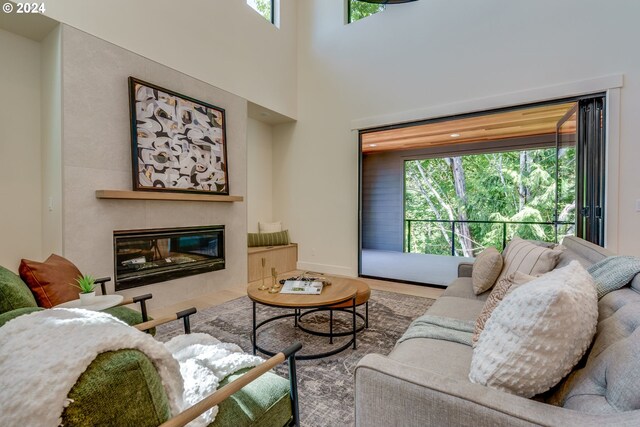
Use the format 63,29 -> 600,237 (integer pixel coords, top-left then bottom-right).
149,286 -> 247,318
149,270 -> 444,318
361,276 -> 444,299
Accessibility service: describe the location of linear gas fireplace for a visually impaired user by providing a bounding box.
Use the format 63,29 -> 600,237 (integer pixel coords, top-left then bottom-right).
114,225 -> 225,290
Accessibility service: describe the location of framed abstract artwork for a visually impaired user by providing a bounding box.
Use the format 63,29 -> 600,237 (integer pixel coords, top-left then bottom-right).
128,77 -> 229,194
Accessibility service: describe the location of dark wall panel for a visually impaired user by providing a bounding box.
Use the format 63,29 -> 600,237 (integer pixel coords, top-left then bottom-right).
362,152 -> 404,251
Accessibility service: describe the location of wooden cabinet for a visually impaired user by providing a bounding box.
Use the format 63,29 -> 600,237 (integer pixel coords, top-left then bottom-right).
248,244 -> 298,282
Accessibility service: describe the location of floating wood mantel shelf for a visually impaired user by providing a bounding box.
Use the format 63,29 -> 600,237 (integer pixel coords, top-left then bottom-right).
95,190 -> 243,203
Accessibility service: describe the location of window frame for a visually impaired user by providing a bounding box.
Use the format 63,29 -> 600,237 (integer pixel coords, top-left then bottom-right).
358,94 -> 607,282
268,0 -> 275,25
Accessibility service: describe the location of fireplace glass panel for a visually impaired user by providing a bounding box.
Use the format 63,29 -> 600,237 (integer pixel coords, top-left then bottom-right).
114,226 -> 225,290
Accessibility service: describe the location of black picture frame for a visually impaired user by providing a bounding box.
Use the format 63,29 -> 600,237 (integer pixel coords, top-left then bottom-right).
128,77 -> 230,195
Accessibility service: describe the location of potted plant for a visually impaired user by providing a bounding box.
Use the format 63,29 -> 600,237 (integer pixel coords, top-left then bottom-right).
73,275 -> 97,305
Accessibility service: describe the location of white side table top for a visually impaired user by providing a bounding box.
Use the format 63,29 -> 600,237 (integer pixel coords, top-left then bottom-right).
55,295 -> 124,311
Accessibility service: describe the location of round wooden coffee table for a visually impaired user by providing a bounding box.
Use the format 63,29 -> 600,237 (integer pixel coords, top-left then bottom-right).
247,276 -> 363,360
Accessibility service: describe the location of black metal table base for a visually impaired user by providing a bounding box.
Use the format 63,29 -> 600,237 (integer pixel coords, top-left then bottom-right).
295,304 -> 369,340
252,297 -> 359,360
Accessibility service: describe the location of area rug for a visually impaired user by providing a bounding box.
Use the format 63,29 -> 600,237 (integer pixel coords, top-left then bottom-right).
155,289 -> 435,427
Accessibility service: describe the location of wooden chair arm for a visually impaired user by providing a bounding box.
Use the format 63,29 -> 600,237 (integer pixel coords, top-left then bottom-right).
118,297 -> 135,306
159,343 -> 302,427
134,307 -> 196,334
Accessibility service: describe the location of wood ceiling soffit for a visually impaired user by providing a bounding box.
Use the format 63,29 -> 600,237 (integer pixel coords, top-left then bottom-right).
361,102 -> 577,153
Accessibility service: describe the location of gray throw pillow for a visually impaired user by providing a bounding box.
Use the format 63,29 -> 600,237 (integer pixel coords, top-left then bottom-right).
587,255 -> 640,299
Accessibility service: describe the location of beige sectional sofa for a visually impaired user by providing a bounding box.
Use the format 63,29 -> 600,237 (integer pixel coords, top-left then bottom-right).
355,236 -> 640,426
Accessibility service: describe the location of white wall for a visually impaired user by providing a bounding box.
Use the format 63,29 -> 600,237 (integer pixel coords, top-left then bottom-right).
60,25 -> 249,309
0,29 -> 42,269
247,118 -> 274,233
273,0 -> 640,276
43,0 -> 298,118
40,25 -> 63,257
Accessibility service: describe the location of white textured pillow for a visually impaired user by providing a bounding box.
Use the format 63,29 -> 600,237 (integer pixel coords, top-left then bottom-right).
469,261 -> 598,398
258,221 -> 282,233
472,271 -> 536,347
496,237 -> 562,282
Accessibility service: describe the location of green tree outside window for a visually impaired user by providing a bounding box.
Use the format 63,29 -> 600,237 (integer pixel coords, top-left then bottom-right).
349,1 -> 385,23
404,147 -> 576,256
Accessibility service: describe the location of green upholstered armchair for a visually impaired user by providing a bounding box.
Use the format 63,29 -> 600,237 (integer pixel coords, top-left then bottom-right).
0,304 -> 301,427
0,265 -> 151,327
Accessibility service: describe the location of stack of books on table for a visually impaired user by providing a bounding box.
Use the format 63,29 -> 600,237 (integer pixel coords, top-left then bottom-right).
280,280 -> 324,294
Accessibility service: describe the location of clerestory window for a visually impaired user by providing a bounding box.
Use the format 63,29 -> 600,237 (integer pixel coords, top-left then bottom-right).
348,0 -> 385,23
247,0 -> 275,24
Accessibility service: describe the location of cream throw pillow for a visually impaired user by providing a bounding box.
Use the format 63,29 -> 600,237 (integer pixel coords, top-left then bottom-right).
258,221 -> 282,233
496,237 -> 562,282
472,247 -> 504,295
472,271 -> 535,347
469,261 -> 598,398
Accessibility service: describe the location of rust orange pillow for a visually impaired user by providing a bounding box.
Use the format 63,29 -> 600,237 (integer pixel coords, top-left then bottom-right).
19,254 -> 83,308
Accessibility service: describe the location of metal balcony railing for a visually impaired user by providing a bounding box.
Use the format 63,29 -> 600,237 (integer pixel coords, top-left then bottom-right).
405,219 -> 574,256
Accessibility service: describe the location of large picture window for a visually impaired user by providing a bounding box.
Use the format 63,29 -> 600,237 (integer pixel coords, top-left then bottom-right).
359,96 -> 605,285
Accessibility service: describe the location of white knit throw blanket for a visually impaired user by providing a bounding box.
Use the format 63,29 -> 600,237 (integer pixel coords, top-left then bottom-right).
0,309 -> 264,427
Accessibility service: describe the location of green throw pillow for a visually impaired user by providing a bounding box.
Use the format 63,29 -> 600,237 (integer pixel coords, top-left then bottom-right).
248,230 -> 290,247
0,266 -> 38,314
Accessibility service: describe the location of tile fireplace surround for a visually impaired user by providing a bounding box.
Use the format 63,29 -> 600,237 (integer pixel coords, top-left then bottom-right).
53,25 -> 248,310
